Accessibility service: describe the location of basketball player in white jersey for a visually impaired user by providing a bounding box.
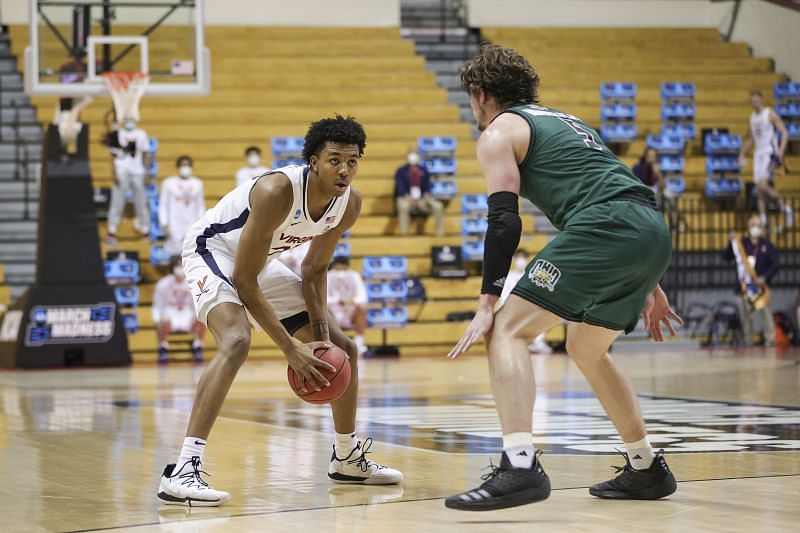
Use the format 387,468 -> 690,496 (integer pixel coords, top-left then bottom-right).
156,116 -> 402,507
152,256 -> 205,363
739,91 -> 792,228
158,156 -> 206,255
106,117 -> 151,243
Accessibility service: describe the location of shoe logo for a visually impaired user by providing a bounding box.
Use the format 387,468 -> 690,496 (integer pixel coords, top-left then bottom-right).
516,451 -> 528,456
195,440 -> 205,446
632,454 -> 642,460
528,259 -> 561,292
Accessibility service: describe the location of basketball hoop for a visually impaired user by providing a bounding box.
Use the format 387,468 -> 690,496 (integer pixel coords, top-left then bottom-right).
102,71 -> 149,123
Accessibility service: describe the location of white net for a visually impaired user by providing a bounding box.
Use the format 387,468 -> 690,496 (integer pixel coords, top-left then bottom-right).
102,72 -> 149,123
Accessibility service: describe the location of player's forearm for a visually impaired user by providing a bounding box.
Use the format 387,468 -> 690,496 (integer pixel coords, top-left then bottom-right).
301,269 -> 329,341
236,282 -> 294,351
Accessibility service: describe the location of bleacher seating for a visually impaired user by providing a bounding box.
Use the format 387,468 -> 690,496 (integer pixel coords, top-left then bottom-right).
429,179 -> 458,200
461,217 -> 488,236
704,133 -> 743,198
646,134 -> 685,155
599,82 -> 637,144
104,258 -> 140,285
460,194 -> 488,213
362,256 -> 408,280
774,82 -> 800,141
271,137 -> 305,168
461,239 -> 484,262
334,241 -> 351,258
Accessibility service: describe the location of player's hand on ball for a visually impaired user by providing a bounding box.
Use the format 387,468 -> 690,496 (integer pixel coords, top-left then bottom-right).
642,285 -> 684,342
285,340 -> 336,392
448,306 -> 494,358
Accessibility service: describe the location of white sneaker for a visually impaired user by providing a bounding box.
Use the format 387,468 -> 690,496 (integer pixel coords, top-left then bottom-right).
529,337 -> 552,354
156,457 -> 231,507
328,438 -> 403,485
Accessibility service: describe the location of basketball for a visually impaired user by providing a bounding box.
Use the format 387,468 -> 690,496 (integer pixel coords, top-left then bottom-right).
287,345 -> 351,404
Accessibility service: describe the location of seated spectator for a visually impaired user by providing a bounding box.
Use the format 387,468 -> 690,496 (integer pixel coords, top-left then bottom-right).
724,215 -> 779,346
327,256 -> 368,355
235,146 -> 270,186
159,155 -> 205,255
632,147 -> 684,231
499,249 -> 551,354
153,256 -> 206,363
395,151 -> 444,236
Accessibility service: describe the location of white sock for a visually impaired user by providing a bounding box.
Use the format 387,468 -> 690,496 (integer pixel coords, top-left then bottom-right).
160,341 -> 169,349
192,338 -> 202,349
354,335 -> 364,346
625,436 -> 655,470
176,436 -> 206,470
503,432 -> 535,469
334,431 -> 358,457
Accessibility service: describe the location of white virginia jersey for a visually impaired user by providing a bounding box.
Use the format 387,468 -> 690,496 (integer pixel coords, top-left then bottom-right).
750,107 -> 777,153
186,164 -> 351,264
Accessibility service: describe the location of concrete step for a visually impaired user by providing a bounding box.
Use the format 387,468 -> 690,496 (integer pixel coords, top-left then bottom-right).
0,180 -> 41,200
0,142 -> 42,161
425,58 -> 467,72
0,126 -> 43,143
0,107 -> 38,122
0,161 -> 41,179
0,72 -> 23,87
0,201 -> 39,218
0,219 -> 38,240
2,263 -> 36,285
0,242 -> 36,262
0,58 -> 17,72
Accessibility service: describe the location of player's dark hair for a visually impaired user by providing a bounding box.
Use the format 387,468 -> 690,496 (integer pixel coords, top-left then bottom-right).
176,155 -> 193,167
331,256 -> 350,267
244,145 -> 261,156
302,115 -> 366,163
168,255 -> 181,270
461,43 -> 540,106
750,90 -> 762,98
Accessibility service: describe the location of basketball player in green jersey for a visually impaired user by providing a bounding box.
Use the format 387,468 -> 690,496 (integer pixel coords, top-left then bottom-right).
445,44 -> 683,511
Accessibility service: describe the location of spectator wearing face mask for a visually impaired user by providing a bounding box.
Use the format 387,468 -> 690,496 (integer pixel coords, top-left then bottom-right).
395,151 -> 445,236
158,156 -> 206,256
499,249 -> 552,354
106,116 -> 151,244
235,146 -> 270,186
724,214 -> 779,346
327,256 -> 368,355
153,256 -> 206,363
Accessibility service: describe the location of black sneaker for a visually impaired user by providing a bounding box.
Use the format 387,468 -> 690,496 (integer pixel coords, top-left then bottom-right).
158,346 -> 169,364
444,450 -> 551,511
191,344 -> 204,362
589,449 -> 677,500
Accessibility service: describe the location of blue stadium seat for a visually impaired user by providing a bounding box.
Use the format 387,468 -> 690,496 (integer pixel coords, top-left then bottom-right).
461,239 -> 484,261
646,134 -> 685,155
147,137 -> 159,177
658,156 -> 685,173
114,286 -> 140,307
460,194 -> 488,214
122,313 -> 139,333
150,244 -> 172,266
776,103 -> 800,120
661,123 -> 696,140
404,277 -> 426,302
366,280 -> 408,303
601,103 -> 637,121
272,159 -> 304,169
774,81 -> 800,101
430,179 -> 457,200
104,259 -> 140,285
665,177 -> 686,196
705,177 -> 743,198
704,133 -> 742,155
271,137 -> 304,158
661,103 -> 695,122
661,82 -> 696,100
362,256 -> 408,280
600,82 -> 637,100
366,307 -> 408,328
418,136 -> 457,158
461,217 -> 488,236
423,158 -> 457,176
600,123 -> 637,143
706,156 -> 741,174
788,122 -> 800,140
333,241 -> 351,258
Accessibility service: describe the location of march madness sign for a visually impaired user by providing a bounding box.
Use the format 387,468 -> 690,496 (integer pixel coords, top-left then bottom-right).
24,303 -> 117,346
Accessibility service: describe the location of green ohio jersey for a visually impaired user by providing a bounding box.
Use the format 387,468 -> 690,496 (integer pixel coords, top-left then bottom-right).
501,104 -> 654,231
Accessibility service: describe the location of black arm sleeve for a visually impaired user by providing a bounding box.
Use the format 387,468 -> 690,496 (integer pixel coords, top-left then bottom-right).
481,191 -> 522,296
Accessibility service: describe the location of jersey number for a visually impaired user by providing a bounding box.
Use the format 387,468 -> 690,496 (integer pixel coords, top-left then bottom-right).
558,117 -> 603,151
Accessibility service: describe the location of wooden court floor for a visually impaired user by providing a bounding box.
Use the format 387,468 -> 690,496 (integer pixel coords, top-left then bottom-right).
0,346 -> 798,532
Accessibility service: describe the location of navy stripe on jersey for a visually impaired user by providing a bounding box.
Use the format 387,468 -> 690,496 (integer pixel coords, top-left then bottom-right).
194,208 -> 250,287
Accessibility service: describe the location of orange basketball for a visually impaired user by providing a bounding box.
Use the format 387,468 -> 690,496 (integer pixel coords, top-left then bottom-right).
287,345 -> 351,404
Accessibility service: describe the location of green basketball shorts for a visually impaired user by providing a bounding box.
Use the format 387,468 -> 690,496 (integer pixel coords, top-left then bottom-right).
511,200 -> 672,333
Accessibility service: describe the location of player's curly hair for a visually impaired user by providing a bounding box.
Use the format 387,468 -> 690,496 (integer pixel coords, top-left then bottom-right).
302,115 -> 367,163
460,43 -> 540,106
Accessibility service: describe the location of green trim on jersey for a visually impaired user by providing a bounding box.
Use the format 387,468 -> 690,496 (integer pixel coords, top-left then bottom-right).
501,104 -> 654,231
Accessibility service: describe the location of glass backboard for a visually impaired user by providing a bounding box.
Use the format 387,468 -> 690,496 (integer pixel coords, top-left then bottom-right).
25,0 -> 210,97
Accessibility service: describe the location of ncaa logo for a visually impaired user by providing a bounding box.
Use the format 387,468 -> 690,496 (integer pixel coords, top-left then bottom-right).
293,209 -> 302,220
528,259 -> 561,292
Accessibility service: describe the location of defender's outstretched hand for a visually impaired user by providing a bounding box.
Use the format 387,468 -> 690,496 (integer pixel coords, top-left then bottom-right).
448,306 -> 495,358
